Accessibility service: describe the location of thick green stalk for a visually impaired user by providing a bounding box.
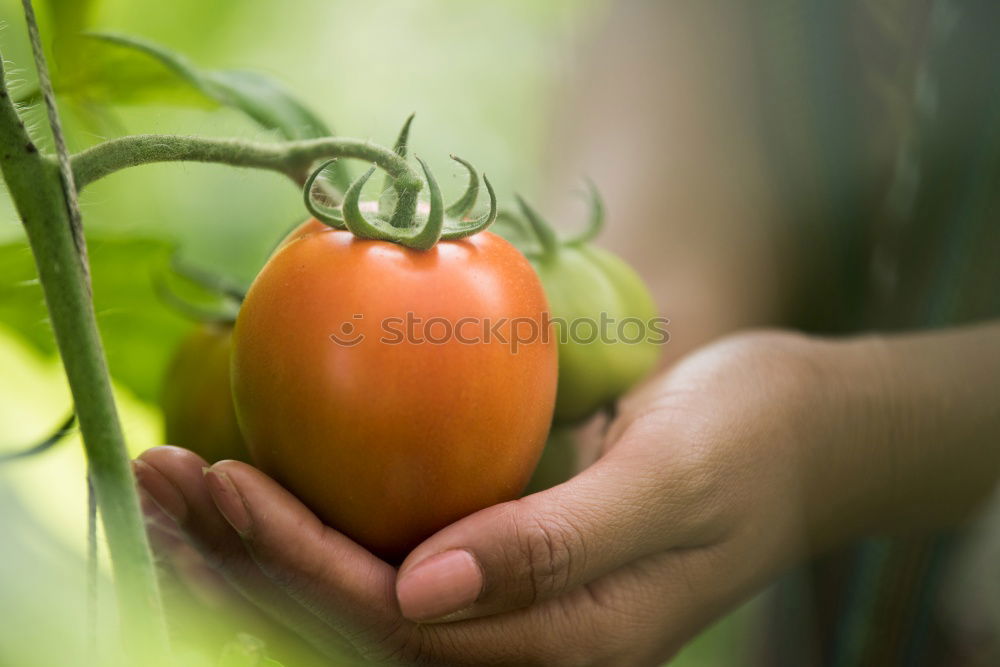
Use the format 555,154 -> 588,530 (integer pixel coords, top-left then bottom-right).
71,133 -> 424,230
0,58 -> 170,659
71,133 -> 422,192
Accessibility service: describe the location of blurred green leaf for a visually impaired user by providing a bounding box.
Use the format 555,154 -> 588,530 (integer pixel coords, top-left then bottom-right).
87,33 -> 332,140
0,413 -> 75,463
57,32 -> 351,187
199,69 -> 331,141
0,236 -> 195,403
57,38 -> 216,108
43,0 -> 97,62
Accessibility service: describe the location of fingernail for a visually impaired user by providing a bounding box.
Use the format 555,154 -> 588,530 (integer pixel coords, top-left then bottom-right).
204,468 -> 252,535
396,549 -> 483,622
132,459 -> 187,523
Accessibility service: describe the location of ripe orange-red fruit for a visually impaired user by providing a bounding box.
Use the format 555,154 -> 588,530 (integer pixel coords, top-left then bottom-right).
232,229 -> 557,561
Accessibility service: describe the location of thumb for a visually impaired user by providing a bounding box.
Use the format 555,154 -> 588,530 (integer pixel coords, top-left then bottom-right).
395,435 -> 706,623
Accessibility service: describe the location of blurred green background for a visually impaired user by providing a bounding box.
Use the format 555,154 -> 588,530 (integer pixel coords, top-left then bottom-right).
0,1 -> 757,664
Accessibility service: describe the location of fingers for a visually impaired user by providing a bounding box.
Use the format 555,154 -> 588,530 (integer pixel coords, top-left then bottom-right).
135,447 -> 243,568
202,460 -> 404,646
419,547 -> 736,667
133,446 -> 742,665
395,423 -> 708,623
135,447 -> 354,659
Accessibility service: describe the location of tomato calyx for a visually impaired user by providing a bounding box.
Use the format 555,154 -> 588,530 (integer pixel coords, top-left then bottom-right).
341,157 -> 445,250
500,185 -> 663,424
301,116 -> 497,251
509,179 -> 605,261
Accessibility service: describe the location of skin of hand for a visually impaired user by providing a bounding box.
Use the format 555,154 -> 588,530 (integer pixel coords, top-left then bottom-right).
135,325 -> 1000,666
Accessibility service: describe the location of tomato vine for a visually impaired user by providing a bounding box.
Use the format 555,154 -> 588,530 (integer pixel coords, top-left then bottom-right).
0,3 -> 171,659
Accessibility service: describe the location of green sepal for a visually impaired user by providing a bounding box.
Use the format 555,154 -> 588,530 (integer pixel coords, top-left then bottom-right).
303,158 -> 346,229
342,157 -> 443,250
515,194 -> 560,259
381,113 -> 415,196
564,178 -> 605,246
444,154 -> 480,220
440,172 -> 498,240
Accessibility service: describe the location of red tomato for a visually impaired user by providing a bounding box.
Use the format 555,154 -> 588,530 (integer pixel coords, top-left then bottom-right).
232,229 -> 557,561
161,322 -> 248,463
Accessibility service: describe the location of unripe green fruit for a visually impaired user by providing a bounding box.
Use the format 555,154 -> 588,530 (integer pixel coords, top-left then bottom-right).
498,189 -> 663,424
533,243 -> 661,423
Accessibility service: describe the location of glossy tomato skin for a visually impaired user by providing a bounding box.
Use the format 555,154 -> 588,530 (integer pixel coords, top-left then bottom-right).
161,322 -> 248,463
232,230 -> 557,561
533,244 -> 661,424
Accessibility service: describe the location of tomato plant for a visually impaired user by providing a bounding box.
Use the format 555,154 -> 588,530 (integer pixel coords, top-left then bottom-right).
506,189 -> 663,424
232,161 -> 557,561
0,1 -> 493,652
0,2 -> 659,659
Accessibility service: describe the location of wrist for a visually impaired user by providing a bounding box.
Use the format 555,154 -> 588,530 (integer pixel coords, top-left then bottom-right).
787,334 -> 902,551
664,330 -> 898,555
800,325 -> 1000,547
864,325 -> 1000,532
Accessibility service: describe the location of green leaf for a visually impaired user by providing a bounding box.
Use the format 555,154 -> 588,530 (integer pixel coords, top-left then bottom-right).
71,32 -> 351,188
88,33 -> 332,140
199,69 -> 330,141
58,38 -> 217,108
0,236 -> 196,403
43,0 -> 97,63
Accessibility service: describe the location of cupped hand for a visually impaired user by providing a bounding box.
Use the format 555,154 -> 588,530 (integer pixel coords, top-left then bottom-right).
136,331 -> 887,666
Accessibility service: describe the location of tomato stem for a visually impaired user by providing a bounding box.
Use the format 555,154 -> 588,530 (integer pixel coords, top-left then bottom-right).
341,157 -> 446,250
0,6 -> 171,660
153,272 -> 240,324
304,153 -> 498,248
71,133 -> 423,189
381,112 -> 415,195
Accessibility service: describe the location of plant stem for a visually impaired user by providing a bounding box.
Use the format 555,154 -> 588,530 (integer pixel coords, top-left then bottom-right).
71,133 -> 423,192
0,47 -> 170,661
72,133 -> 425,231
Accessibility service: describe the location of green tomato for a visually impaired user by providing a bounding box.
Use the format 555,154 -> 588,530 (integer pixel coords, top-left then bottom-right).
505,188 -> 663,424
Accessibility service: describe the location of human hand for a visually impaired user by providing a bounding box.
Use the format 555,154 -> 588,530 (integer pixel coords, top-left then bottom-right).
136,331 -> 901,665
